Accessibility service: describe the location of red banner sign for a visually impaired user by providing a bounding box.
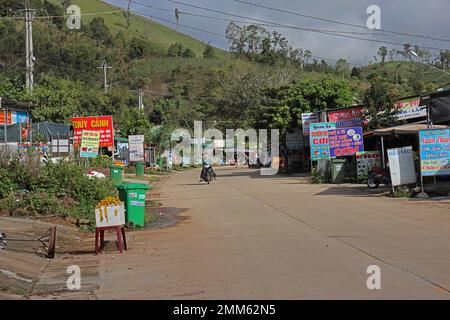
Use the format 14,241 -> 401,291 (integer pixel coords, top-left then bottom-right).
70,115 -> 114,147
328,107 -> 364,128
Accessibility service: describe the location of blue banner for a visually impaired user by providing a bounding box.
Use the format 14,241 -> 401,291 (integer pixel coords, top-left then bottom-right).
328,127 -> 364,157
419,129 -> 450,177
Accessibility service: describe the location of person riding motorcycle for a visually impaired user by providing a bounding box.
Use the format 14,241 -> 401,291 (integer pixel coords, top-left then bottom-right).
199,153 -> 216,182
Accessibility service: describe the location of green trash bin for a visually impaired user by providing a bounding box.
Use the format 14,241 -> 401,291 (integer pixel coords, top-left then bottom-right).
331,159 -> 346,184
117,183 -> 150,228
136,162 -> 145,177
110,165 -> 124,185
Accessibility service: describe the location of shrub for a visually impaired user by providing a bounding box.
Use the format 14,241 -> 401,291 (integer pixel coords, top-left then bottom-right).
0,153 -> 117,227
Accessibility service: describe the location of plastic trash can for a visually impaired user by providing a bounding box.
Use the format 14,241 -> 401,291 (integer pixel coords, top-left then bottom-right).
117,183 -> 150,228
331,159 -> 346,184
110,165 -> 124,185
136,162 -> 145,177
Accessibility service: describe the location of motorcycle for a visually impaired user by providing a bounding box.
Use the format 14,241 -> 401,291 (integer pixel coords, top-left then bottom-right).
201,164 -> 216,184
367,167 -> 391,189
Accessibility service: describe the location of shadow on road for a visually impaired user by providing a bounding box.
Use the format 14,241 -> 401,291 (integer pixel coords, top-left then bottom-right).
314,186 -> 390,197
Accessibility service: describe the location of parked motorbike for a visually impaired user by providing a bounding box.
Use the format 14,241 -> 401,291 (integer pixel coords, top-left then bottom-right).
367,167 -> 391,189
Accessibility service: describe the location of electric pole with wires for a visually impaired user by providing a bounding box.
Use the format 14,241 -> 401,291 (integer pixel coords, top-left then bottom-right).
97,59 -> 112,94
22,1 -> 36,94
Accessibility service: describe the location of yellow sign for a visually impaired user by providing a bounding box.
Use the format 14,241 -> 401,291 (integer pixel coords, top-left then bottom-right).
80,130 -> 100,158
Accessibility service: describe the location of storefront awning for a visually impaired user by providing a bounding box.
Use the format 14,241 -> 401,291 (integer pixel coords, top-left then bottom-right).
373,124 -> 449,136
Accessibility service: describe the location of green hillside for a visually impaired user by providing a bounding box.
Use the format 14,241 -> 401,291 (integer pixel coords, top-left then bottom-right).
53,0 -> 227,58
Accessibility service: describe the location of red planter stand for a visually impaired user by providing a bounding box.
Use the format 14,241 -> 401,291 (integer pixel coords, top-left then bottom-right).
95,226 -> 127,255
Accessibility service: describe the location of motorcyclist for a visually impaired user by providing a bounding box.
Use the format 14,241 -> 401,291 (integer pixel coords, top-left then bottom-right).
199,152 -> 216,182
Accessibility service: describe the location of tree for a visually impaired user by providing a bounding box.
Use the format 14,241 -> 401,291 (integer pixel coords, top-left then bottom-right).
31,74 -> 82,123
335,58 -> 350,78
351,67 -> 361,78
128,37 -> 149,59
439,50 -> 450,69
362,77 -> 400,130
182,48 -> 195,58
203,44 -> 215,58
167,42 -> 184,57
255,79 -> 354,130
403,43 -> 412,61
377,46 -> 388,64
388,48 -> 396,61
88,17 -> 112,46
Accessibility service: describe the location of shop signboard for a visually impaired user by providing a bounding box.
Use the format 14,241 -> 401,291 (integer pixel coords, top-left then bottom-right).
0,110 -> 29,124
309,122 -> 336,160
80,130 -> 100,158
71,115 -> 114,147
328,127 -> 364,157
419,129 -> 450,177
327,107 -> 364,128
387,147 -> 417,186
356,151 -> 381,180
128,135 -> 145,162
395,97 -> 427,120
301,112 -> 319,135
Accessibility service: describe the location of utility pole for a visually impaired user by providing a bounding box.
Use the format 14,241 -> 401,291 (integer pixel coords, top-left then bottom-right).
126,0 -> 132,27
23,2 -> 36,95
136,87 -> 149,110
138,90 -> 144,110
175,8 -> 180,31
97,60 -> 112,94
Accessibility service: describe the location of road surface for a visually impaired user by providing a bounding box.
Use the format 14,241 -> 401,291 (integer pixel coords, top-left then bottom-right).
38,167 -> 450,299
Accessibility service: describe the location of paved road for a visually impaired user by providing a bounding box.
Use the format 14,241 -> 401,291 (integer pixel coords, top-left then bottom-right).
83,167 -> 450,299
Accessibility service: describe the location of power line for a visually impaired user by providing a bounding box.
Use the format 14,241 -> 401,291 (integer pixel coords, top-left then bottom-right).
131,1 -> 406,38
166,0 -> 450,52
129,9 -> 226,38
0,9 -> 127,20
232,0 -> 450,43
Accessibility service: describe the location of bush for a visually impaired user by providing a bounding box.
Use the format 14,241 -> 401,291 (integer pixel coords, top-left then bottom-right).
0,153 -> 117,226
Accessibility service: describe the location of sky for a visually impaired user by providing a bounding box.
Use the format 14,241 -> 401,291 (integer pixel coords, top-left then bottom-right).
104,0 -> 450,65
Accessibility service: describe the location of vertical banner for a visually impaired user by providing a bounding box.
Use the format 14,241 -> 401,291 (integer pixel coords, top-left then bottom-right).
301,112 -> 319,136
80,130 -> 100,158
419,129 -> 450,176
356,151 -> 381,180
309,122 -> 336,160
128,135 -> 145,162
328,127 -> 364,157
387,147 -> 417,186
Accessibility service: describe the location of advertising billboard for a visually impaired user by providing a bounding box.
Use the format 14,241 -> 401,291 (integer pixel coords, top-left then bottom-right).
309,122 -> 336,160
328,127 -> 364,157
128,135 -> 145,162
419,129 -> 450,177
327,107 -> 364,128
71,115 -> 114,147
301,112 -> 319,135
